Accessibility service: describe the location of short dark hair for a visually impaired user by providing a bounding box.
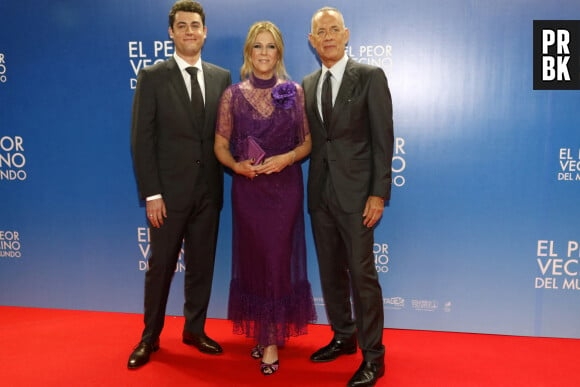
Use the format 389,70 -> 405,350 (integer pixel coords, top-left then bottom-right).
169,0 -> 206,28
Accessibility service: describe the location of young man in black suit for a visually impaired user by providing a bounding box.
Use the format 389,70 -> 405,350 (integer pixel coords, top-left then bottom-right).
129,0 -> 231,369
302,6 -> 394,387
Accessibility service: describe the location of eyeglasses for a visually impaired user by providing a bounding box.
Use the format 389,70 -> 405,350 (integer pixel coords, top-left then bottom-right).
315,27 -> 342,38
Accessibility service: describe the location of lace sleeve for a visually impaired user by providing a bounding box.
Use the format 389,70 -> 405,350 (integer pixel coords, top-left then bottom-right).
294,82 -> 310,143
216,86 -> 234,140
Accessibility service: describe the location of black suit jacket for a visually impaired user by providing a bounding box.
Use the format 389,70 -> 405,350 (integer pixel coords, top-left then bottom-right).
131,57 -> 231,210
302,59 -> 394,213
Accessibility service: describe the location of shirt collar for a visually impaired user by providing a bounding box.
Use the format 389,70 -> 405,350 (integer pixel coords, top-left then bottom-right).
173,53 -> 203,74
322,54 -> 348,80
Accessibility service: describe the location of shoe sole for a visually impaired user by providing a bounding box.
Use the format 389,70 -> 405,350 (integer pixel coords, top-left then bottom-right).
182,338 -> 223,354
127,346 -> 159,369
310,348 -> 358,363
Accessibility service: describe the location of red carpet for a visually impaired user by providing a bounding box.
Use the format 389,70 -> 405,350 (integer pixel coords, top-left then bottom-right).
1,306 -> 578,386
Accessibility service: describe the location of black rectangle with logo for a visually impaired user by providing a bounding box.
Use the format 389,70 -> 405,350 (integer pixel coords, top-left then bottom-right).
533,20 -> 580,90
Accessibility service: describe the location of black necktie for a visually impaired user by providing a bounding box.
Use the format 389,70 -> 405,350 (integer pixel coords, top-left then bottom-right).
185,67 -> 205,123
321,71 -> 333,129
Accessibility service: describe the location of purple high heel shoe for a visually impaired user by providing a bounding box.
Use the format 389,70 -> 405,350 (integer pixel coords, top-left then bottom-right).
260,360 -> 279,375
250,345 -> 264,359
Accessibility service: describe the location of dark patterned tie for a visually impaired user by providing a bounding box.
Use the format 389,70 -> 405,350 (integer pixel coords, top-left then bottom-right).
321,70 -> 333,129
185,66 -> 205,123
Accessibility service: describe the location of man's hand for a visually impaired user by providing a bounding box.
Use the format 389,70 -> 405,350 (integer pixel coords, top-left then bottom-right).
146,198 -> 167,228
362,196 -> 385,228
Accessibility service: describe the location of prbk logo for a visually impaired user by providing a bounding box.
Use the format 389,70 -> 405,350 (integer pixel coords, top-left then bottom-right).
0,52 -> 7,84
411,299 -> 439,312
383,297 -> 405,309
557,147 -> 580,181
535,239 -> 580,290
129,40 -> 173,89
392,137 -> 406,187
136,227 -> 184,272
346,43 -> 393,72
373,242 -> 390,273
0,230 -> 21,258
0,135 -> 27,181
533,20 -> 580,90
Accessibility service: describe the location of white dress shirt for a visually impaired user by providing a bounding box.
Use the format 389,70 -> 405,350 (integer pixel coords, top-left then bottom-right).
316,54 -> 349,119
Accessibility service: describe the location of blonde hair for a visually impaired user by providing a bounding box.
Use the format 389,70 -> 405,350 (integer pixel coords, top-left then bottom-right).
240,21 -> 288,80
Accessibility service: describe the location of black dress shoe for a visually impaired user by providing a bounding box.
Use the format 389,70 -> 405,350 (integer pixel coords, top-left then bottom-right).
127,339 -> 160,369
310,336 -> 357,362
347,361 -> 385,387
182,331 -> 223,354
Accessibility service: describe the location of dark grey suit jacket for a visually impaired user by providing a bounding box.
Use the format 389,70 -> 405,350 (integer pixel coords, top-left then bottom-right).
302,59 -> 394,213
131,57 -> 231,211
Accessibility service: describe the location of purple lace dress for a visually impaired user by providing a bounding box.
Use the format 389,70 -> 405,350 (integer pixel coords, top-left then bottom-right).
216,75 -> 316,346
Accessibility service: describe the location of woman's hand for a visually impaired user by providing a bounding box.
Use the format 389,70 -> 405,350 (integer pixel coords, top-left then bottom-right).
255,151 -> 295,175
234,159 -> 260,179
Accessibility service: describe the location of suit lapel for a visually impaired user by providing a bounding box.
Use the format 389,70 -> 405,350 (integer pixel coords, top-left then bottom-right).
307,70 -> 327,135
201,62 -> 217,136
167,58 -> 191,114
331,59 -> 358,129
167,58 -> 203,137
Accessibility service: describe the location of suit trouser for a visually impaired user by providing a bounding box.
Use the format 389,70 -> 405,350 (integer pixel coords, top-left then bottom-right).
310,179 -> 385,364
141,191 -> 220,344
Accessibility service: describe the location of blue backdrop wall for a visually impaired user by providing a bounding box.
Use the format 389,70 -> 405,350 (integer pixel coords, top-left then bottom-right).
1,0 -> 580,339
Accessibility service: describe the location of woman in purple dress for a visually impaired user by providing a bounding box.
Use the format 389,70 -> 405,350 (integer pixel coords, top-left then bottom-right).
214,21 -> 316,375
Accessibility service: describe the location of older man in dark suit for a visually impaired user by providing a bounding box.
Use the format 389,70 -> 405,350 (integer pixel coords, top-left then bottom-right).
128,0 -> 231,369
302,6 -> 394,387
